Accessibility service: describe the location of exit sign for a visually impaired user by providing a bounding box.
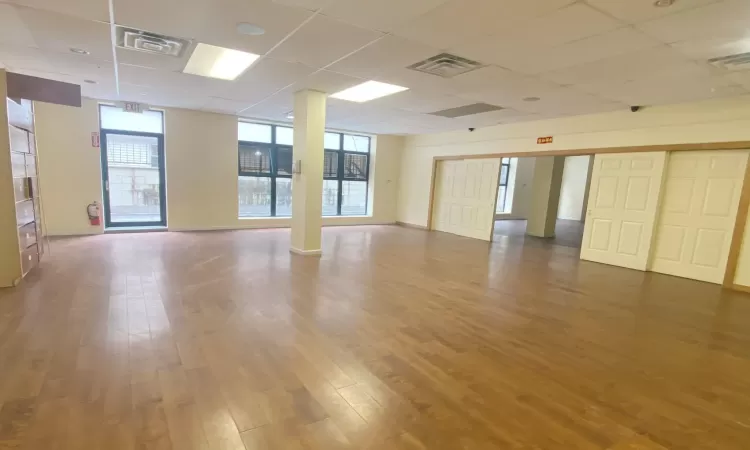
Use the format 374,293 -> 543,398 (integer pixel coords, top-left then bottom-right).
537,136 -> 553,144
121,101 -> 145,114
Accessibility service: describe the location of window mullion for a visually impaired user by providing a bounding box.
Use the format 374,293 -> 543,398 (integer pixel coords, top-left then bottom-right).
338,133 -> 345,215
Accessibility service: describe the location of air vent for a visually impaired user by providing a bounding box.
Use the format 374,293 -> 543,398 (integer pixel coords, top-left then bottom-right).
408,53 -> 484,78
429,103 -> 504,118
708,52 -> 750,71
116,26 -> 190,57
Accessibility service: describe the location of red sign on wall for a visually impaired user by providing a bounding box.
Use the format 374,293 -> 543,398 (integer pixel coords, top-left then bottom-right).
91,132 -> 100,148
537,136 -> 553,144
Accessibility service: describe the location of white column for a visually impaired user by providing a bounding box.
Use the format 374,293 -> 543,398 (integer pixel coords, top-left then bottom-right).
526,156 -> 565,238
290,90 -> 326,256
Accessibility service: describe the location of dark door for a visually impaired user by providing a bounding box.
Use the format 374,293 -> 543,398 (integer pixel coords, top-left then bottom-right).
100,129 -> 166,228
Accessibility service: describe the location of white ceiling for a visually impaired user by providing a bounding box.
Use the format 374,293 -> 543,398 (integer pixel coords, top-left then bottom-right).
1,0 -> 749,134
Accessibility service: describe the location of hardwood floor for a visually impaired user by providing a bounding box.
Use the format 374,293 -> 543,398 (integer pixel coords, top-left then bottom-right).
494,219 -> 585,248
1,225 -> 750,449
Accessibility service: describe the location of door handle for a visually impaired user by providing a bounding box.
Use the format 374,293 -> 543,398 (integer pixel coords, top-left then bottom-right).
105,180 -> 109,191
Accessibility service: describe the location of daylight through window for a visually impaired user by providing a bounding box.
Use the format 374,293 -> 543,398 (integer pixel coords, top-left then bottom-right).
238,122 -> 370,218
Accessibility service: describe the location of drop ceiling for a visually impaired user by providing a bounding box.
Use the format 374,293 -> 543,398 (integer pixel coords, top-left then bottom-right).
0,0 -> 749,135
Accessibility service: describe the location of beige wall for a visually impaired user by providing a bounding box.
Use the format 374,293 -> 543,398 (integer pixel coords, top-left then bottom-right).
506,157 -> 535,220
36,98 -> 403,236
558,155 -> 592,221
36,100 -> 103,236
397,95 -> 750,228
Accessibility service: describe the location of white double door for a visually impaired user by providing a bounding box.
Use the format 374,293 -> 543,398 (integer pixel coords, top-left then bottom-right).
580,152 -> 667,271
432,158 -> 501,241
650,151 -> 748,283
581,150 -> 749,284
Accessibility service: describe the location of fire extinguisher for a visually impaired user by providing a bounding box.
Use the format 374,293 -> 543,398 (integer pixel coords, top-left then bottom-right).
87,201 -> 100,226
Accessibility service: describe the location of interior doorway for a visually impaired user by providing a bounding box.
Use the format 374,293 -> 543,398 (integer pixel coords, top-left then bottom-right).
99,105 -> 166,228
492,155 -> 593,249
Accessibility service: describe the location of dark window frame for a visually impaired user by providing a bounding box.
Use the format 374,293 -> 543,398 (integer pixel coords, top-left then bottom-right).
239,122 -> 370,218
497,157 -> 512,213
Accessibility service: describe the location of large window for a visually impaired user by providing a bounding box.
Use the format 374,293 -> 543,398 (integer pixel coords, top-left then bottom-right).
238,122 -> 370,218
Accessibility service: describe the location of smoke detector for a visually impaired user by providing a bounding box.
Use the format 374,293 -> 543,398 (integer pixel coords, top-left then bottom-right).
408,53 -> 485,78
708,52 -> 750,71
116,26 -> 190,57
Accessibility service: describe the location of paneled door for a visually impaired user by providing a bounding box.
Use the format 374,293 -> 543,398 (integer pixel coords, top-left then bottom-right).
580,152 -> 667,270
432,158 -> 501,241
650,151 -> 749,284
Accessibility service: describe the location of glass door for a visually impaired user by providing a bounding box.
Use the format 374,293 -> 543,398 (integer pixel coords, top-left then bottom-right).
100,130 -> 166,228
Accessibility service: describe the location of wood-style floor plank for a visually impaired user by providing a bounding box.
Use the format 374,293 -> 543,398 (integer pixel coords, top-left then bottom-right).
1,226 -> 750,449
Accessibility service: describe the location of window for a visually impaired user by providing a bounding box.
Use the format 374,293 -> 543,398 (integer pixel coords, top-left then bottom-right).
496,157 -> 517,214
238,122 -> 371,217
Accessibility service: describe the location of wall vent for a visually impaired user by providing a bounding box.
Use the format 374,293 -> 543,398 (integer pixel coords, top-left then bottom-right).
708,52 -> 750,71
408,53 -> 484,78
116,26 -> 190,57
429,103 -> 504,118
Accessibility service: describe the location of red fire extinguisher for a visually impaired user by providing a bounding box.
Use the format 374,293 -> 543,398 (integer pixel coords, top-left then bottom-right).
87,202 -> 100,226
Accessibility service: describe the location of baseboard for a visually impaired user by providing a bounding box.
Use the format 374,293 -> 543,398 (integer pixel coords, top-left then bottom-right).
730,284 -> 750,294
396,221 -> 428,230
170,221 -> 395,233
290,247 -> 322,256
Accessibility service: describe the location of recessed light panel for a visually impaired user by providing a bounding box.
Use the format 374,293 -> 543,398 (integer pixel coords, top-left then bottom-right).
330,81 -> 409,103
183,43 -> 259,80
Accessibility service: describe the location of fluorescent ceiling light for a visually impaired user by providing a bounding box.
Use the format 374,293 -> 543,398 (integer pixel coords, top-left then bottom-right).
330,81 -> 409,102
183,43 -> 259,80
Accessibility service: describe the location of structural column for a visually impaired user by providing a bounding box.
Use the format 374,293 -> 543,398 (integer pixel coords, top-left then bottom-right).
290,90 -> 326,256
526,156 -> 565,238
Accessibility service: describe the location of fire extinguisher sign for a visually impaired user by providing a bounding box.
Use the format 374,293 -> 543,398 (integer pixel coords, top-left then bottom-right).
91,132 -> 100,148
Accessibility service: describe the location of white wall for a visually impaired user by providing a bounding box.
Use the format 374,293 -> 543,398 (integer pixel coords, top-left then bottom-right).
557,155 -> 592,221
35,98 -> 404,236
397,95 -> 750,228
496,157 -> 535,220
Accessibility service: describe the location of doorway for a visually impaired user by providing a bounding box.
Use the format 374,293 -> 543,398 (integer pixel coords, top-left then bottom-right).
493,155 -> 592,249
99,105 -> 166,228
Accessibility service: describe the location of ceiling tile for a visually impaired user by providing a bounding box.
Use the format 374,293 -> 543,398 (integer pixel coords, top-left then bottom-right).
369,90 -> 472,114
222,57 -> 315,104
636,0 -> 750,43
115,0 -> 315,57
0,43 -> 114,83
0,4 -> 36,48
585,73 -> 747,106
586,0 -> 721,24
239,90 -> 295,121
463,27 -> 661,75
439,108 -> 533,128
117,63 -> 230,99
12,5 -> 112,61
669,32 -> 750,61
391,0 -> 577,50
487,3 -> 623,50
269,14 -> 383,68
6,0 -> 110,22
540,45 -> 705,86
116,46 -> 191,73
272,0 -> 336,11
2,0 -> 747,135
290,69 -> 365,93
321,0 -> 450,32
326,35 -> 439,79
